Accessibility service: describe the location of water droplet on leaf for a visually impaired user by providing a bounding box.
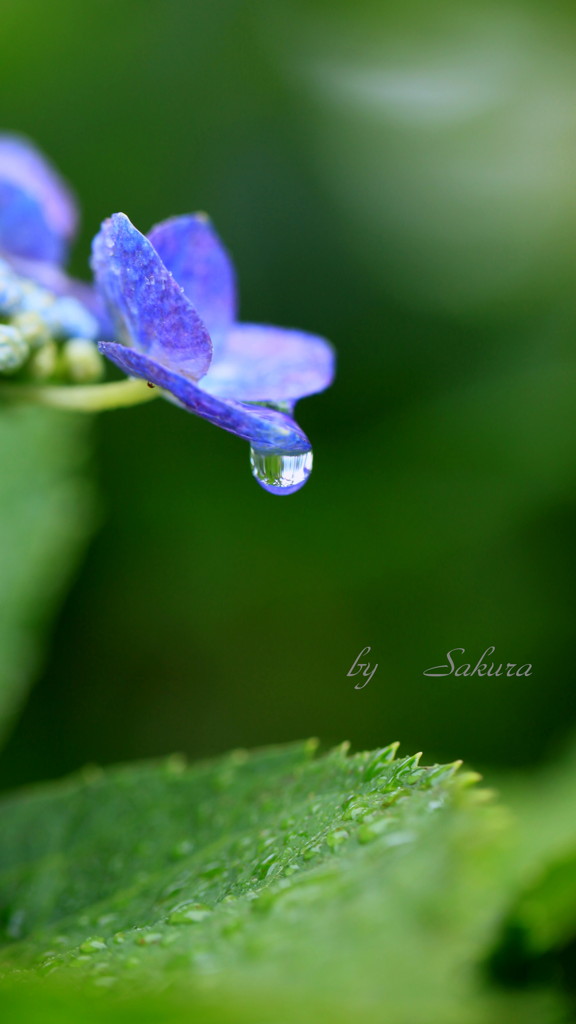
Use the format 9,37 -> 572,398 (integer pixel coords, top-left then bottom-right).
283,862 -> 301,876
254,852 -> 279,880
326,828 -> 349,850
302,844 -> 323,861
79,937 -> 107,954
136,932 -> 163,945
168,902 -> 212,925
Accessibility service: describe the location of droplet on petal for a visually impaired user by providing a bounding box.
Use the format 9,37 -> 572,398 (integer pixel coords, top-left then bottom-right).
249,448 -> 313,495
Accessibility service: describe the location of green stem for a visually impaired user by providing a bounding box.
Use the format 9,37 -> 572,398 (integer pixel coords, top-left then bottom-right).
0,377 -> 160,412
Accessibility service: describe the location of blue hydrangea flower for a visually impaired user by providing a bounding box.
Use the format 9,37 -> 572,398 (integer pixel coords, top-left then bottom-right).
0,133 -> 77,266
0,134 -> 107,330
92,212 -> 335,494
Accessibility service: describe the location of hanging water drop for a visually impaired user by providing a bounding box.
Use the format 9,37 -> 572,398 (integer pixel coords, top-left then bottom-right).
249,447 -> 313,495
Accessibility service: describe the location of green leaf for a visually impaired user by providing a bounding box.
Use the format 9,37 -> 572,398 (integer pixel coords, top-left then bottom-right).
486,741 -> 576,987
0,406 -> 95,745
0,741 -> 566,1022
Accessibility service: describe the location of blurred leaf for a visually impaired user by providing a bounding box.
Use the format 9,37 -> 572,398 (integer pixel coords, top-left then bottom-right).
487,740 -> 576,989
504,850 -> 576,954
0,406 -> 94,746
0,741 -> 565,1022
498,739 -> 576,870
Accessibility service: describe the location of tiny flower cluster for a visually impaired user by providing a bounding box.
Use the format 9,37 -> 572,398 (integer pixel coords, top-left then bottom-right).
0,134 -> 335,494
0,258 -> 103,382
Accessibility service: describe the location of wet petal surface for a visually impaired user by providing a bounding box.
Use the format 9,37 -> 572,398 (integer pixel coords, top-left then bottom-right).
92,214 -> 212,379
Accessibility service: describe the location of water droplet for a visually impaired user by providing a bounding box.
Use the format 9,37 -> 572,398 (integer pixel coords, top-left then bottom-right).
427,796 -> 446,811
283,862 -> 301,877
357,823 -> 383,844
136,932 -> 163,945
38,961 -> 61,976
258,836 -> 277,854
250,448 -> 313,495
385,753 -> 423,788
168,902 -> 212,925
380,790 -> 405,808
79,937 -> 107,954
382,830 -> 416,848
93,961 -> 112,973
341,797 -> 372,821
356,810 -> 382,824
326,828 -> 349,850
302,844 -> 323,861
254,852 -> 279,880
38,950 -> 58,964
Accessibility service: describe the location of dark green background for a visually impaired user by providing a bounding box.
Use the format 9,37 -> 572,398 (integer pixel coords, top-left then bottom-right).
1,0 -> 576,787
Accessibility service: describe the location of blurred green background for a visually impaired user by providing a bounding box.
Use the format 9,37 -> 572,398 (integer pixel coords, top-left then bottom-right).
1,0 -> 576,789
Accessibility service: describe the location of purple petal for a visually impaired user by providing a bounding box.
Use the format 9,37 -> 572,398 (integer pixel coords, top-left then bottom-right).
0,181 -> 65,263
91,213 -> 212,379
148,214 -> 236,344
201,323 -> 335,401
99,341 -> 311,452
0,134 -> 77,259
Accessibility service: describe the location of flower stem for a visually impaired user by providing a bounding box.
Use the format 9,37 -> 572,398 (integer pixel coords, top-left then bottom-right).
0,377 -> 160,412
